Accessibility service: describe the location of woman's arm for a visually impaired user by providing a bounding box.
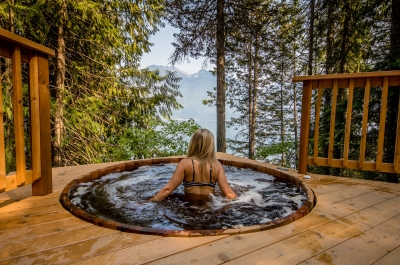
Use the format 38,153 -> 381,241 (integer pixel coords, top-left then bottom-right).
216,163 -> 237,199
149,160 -> 186,202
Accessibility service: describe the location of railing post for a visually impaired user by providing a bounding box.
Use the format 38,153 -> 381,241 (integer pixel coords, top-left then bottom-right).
29,51 -> 42,182
32,53 -> 52,195
0,66 -> 5,192
298,81 -> 312,174
11,45 -> 27,186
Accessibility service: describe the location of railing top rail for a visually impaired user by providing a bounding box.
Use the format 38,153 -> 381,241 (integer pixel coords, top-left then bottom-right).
292,70 -> 400,82
0,28 -> 55,57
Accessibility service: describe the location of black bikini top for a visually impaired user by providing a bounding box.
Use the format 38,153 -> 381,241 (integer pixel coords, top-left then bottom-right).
183,159 -> 216,188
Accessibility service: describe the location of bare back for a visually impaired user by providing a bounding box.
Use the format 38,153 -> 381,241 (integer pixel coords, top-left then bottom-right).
183,159 -> 217,200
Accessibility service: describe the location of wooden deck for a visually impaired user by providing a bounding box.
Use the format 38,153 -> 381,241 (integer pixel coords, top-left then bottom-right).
0,154 -> 399,265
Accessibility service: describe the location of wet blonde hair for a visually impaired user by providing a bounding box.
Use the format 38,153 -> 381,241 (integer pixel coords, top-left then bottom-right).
187,128 -> 217,179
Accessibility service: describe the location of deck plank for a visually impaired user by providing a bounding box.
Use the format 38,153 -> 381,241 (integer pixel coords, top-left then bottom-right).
221,219 -> 371,265
0,217 -> 90,244
0,211 -> 73,231
372,245 -> 400,265
1,233 -> 160,265
147,193 -> 400,265
299,215 -> 400,265
0,203 -> 64,221
222,197 -> 400,265
69,236 -> 230,265
0,225 -> 118,262
0,156 -> 399,265
0,196 -> 61,212
145,211 -> 337,265
315,184 -> 375,206
315,190 -> 397,217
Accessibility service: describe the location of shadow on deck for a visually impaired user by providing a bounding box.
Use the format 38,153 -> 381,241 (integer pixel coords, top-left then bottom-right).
0,153 -> 399,265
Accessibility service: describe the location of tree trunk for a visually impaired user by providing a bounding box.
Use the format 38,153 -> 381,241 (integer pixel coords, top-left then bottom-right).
294,24 -> 299,168
248,44 -> 253,159
320,0 -> 335,174
308,0 -> 315,76
325,0 -> 335,74
332,0 -> 353,176
250,40 -> 258,160
280,63 -> 284,166
9,0 -> 14,32
216,0 -> 226,152
53,1 -> 67,167
339,0 -> 351,73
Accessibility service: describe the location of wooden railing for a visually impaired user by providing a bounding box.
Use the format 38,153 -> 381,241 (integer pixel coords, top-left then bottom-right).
294,71 -> 400,175
0,28 -> 54,195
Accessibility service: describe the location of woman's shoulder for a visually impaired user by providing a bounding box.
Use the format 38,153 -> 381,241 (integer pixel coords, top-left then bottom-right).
213,160 -> 224,170
178,158 -> 193,167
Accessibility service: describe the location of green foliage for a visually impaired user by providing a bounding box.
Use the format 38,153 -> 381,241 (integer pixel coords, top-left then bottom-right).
103,119 -> 200,161
0,0 -> 187,167
255,138 -> 297,168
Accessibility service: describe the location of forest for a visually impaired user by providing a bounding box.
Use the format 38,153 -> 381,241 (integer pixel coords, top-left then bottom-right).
0,0 -> 399,183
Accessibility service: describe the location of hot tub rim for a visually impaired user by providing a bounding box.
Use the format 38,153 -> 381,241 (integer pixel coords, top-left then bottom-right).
59,156 -> 315,237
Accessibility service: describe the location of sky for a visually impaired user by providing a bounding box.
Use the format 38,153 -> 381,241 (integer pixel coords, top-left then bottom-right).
140,24 -> 212,74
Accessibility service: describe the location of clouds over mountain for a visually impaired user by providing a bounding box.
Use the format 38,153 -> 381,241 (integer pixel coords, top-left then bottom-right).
145,65 -> 221,120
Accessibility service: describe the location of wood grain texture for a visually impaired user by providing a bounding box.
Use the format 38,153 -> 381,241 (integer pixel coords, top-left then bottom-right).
0,154 -> 398,265
32,53 -> 52,195
372,245 -> 400,265
343,78 -> 354,168
3,233 -> 160,265
313,82 -> 323,164
0,28 -> 55,57
11,45 -> 26,187
328,80 -> 338,166
71,236 -> 229,265
299,215 -> 400,265
0,66 -> 5,192
298,81 -> 312,174
376,77 -> 389,171
29,51 -> 41,182
359,78 -> 371,169
293,70 -> 400,82
394,96 -> 400,173
0,225 -> 119,262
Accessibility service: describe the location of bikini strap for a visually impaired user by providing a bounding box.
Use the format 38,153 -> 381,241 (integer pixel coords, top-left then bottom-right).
191,159 -> 195,182
210,163 -> 213,183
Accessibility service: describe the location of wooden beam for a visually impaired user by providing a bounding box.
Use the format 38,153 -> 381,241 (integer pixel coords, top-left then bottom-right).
328,80 -> 338,166
343,78 -> 354,168
32,53 -> 52,196
359,78 -> 371,169
0,28 -> 55,57
0,42 -> 11,58
29,51 -> 41,181
394,92 -> 400,173
313,81 -> 323,165
293,70 -> 400,82
11,45 -> 27,186
308,157 -> 395,173
4,170 -> 33,192
0,42 -> 29,62
0,66 -> 5,192
298,81 -> 312,174
376,77 -> 388,171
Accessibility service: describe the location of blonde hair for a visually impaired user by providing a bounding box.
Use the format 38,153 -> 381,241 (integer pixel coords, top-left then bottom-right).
187,128 -> 217,179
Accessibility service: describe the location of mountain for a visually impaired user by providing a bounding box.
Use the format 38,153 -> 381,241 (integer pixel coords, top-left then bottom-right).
146,65 -> 228,121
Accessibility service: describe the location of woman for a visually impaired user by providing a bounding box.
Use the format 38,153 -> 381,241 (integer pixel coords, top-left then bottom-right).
149,128 -> 237,202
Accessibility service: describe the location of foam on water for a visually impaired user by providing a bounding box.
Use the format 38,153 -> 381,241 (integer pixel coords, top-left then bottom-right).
69,164 -> 307,230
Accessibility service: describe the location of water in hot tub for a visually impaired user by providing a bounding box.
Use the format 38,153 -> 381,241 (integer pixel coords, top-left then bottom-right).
69,164 -> 307,230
